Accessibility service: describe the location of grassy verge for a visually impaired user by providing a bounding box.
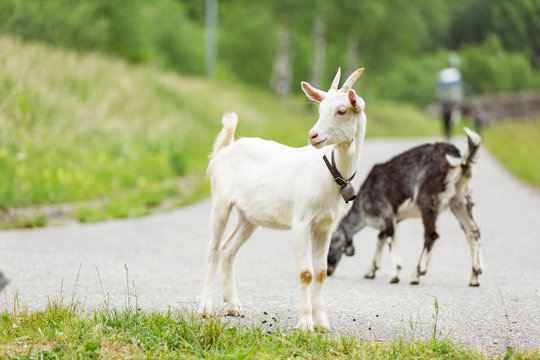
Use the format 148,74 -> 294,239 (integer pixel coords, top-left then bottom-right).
0,302 -> 535,359
482,119 -> 540,189
0,36 -> 439,228
367,101 -> 440,137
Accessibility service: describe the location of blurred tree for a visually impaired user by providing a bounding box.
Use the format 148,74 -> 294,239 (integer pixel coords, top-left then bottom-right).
269,0 -> 311,96
218,1 -> 278,85
271,12 -> 293,97
308,0 -> 326,88
449,0 -> 540,63
0,0 -> 538,103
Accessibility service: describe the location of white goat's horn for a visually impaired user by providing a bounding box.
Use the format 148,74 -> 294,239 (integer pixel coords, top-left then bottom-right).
340,68 -> 365,92
330,67 -> 341,91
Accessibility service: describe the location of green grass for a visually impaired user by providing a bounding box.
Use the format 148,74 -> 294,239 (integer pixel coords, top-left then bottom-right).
483,119 -> 540,189
0,36 -> 438,228
0,301 -> 535,359
367,101 -> 440,137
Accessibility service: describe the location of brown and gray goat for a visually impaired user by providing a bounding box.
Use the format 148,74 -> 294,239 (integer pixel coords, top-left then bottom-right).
327,128 -> 483,286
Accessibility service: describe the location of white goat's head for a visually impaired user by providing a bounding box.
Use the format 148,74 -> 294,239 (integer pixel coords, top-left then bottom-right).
301,68 -> 365,148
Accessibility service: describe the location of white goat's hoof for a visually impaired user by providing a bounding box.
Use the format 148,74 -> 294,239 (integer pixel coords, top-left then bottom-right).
314,312 -> 330,333
316,325 -> 330,333
389,276 -> 400,284
224,300 -> 242,316
295,315 -> 314,332
409,278 -> 420,285
198,299 -> 213,317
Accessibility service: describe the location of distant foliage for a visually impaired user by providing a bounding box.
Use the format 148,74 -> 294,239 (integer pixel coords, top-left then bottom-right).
370,52 -> 448,106
459,36 -> 533,95
0,0 -> 538,104
0,0 -> 109,50
0,0 -> 205,74
449,0 -> 540,64
218,2 -> 278,84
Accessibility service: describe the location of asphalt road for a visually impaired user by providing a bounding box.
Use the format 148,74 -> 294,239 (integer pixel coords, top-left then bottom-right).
1,137 -> 539,354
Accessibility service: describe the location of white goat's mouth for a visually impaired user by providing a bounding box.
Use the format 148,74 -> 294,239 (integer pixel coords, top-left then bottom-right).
310,137 -> 328,147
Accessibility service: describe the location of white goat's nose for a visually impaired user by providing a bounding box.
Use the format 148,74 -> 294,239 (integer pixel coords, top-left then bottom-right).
309,130 -> 318,140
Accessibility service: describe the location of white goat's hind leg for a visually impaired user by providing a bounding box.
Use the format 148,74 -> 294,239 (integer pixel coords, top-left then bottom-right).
199,200 -> 232,316
364,233 -> 387,279
293,221 -> 314,332
311,229 -> 331,332
450,198 -> 483,286
220,213 -> 256,316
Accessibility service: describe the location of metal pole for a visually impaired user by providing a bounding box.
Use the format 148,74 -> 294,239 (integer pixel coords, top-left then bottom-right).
205,0 -> 217,78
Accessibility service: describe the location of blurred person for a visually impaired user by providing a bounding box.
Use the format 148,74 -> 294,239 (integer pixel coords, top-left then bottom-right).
437,67 -> 463,139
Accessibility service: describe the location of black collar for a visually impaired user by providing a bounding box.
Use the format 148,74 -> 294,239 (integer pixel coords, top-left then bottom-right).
322,151 -> 357,203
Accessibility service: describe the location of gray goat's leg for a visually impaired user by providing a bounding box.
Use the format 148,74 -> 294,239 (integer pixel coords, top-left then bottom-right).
450,197 -> 483,286
364,232 -> 387,279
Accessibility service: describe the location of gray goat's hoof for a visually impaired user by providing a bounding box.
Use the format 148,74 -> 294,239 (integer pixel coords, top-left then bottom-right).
364,274 -> 375,280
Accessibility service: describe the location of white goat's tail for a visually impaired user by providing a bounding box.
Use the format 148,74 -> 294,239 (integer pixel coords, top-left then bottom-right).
211,112 -> 238,159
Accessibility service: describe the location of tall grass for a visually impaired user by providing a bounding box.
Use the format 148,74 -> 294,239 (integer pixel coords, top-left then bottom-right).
0,36 -> 439,227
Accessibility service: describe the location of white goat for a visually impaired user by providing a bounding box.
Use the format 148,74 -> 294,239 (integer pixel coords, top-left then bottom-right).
199,68 -> 366,331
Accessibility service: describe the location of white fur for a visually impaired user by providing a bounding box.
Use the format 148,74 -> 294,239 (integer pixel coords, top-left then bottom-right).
199,69 -> 366,331
396,198 -> 421,221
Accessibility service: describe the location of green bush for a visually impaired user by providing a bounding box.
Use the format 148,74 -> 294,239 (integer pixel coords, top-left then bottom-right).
218,2 -> 278,85
369,52 -> 447,107
0,0 -> 204,75
0,0 -> 109,50
145,0 -> 205,74
459,35 -> 533,95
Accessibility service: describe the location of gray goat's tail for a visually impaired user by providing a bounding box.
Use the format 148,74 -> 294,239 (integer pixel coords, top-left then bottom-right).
211,112 -> 238,159
461,127 -> 482,178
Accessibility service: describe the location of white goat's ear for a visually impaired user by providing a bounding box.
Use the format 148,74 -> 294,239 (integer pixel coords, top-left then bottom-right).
348,89 -> 360,111
301,82 -> 327,103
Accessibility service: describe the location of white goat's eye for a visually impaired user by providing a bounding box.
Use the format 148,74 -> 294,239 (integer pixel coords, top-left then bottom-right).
336,108 -> 346,116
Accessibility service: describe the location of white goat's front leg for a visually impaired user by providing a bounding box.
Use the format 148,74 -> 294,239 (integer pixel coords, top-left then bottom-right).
364,232 -> 387,279
311,229 -> 331,332
199,200 -> 232,316
450,198 -> 483,286
293,221 -> 314,331
220,213 -> 256,316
